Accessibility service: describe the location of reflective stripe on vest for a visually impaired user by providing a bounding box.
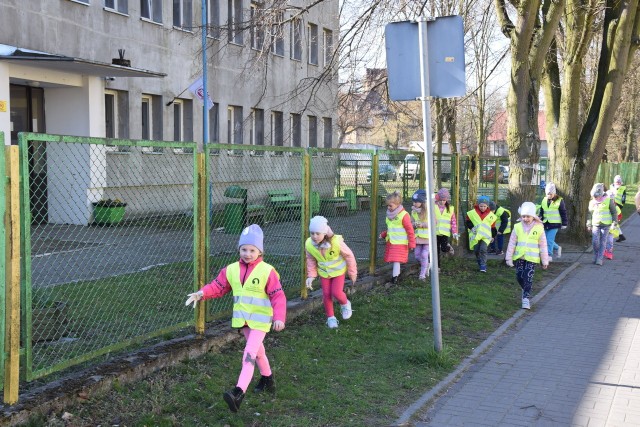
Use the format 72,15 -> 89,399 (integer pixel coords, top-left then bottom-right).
411,211 -> 429,240
513,222 -> 544,263
542,197 -> 562,224
495,206 -> 511,233
386,210 -> 409,244
226,261 -> 275,332
615,186 -> 626,206
589,199 -> 613,225
467,209 -> 496,249
305,235 -> 347,278
434,205 -> 454,237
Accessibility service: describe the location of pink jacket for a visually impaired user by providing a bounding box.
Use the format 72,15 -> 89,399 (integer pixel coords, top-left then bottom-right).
380,209 -> 416,263
505,218 -> 549,267
306,228 -> 358,282
200,258 -> 287,323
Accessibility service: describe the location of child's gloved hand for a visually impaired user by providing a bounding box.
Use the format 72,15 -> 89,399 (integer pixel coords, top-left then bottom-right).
305,277 -> 314,290
561,226 -> 567,230
505,259 -> 514,267
272,320 -> 285,331
185,290 -> 204,308
350,275 -> 357,285
452,233 -> 460,240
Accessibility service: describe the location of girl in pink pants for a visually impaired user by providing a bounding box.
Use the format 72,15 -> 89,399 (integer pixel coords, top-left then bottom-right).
305,216 -> 358,329
185,224 -> 286,413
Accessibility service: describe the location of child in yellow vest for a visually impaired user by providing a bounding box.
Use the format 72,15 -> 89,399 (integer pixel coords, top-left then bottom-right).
465,195 -> 497,273
505,202 -> 549,309
305,216 -> 358,329
379,191 -> 416,284
587,183 -> 617,265
185,224 -> 286,413
411,189 -> 430,280
434,188 -> 459,264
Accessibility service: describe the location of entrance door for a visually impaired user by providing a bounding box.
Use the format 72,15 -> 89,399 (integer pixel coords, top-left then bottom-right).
10,84 -> 48,223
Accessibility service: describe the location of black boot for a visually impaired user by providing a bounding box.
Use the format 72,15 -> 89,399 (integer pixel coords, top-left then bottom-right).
617,234 -> 626,242
391,275 -> 399,285
223,386 -> 245,413
254,374 -> 276,394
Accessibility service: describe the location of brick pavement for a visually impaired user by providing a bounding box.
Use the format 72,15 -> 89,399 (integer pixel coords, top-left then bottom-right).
402,213 -> 640,426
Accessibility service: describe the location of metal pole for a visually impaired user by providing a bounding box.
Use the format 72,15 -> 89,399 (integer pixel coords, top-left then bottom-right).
418,17 -> 443,352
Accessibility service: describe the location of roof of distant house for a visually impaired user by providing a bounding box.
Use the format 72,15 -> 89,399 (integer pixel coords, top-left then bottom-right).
487,111 -> 547,141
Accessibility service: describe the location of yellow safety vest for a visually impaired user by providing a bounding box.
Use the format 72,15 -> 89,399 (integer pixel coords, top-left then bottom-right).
226,261 -> 276,332
411,211 -> 429,240
541,197 -> 562,224
386,210 -> 409,245
305,235 -> 348,278
609,206 -> 622,238
513,222 -> 544,263
467,209 -> 497,249
614,185 -> 626,206
589,199 -> 613,225
434,205 -> 454,237
495,206 -> 512,233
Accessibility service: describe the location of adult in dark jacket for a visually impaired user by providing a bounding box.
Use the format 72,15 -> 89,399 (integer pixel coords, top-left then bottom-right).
539,183 -> 568,260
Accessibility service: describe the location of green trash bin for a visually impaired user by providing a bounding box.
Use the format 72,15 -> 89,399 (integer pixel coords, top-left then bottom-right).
343,189 -> 357,211
224,186 -> 248,233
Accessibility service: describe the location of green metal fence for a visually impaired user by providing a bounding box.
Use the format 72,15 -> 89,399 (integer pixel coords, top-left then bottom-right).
596,162 -> 640,187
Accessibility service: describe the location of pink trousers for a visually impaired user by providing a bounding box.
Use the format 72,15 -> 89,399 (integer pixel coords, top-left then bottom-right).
320,275 -> 348,317
236,327 -> 271,392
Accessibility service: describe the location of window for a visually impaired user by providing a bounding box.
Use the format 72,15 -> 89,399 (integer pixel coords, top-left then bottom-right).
323,117 -> 333,148
323,28 -> 333,67
71,0 -> 89,3
250,108 -> 264,146
270,11 -> 284,56
308,115 -> 317,148
291,113 -> 301,148
227,105 -> 243,145
141,0 -> 162,23
105,0 -> 128,13
142,94 -> 163,152
308,23 -> 318,65
209,103 -> 219,143
173,99 -> 194,153
105,92 -> 117,140
272,111 -> 284,153
290,17 -> 302,60
250,3 -> 265,50
207,0 -> 220,38
173,0 -> 193,30
227,0 -> 243,44
105,90 -> 130,151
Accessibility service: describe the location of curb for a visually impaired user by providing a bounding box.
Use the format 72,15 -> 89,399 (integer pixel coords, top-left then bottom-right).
393,260 -> 581,426
0,264 -> 418,426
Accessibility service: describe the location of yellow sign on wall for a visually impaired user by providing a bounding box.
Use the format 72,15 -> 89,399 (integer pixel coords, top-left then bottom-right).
0,100 -> 7,112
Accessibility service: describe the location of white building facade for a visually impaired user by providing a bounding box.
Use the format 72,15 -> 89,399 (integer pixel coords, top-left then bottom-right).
0,0 -> 339,224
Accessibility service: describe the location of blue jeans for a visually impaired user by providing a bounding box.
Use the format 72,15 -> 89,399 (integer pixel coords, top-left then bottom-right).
592,225 -> 610,262
545,228 -> 559,256
488,234 -> 505,252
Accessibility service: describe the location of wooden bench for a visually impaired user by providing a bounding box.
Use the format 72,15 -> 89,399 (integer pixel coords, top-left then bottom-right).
360,183 -> 389,207
320,197 -> 349,217
246,204 -> 266,225
268,189 -> 302,219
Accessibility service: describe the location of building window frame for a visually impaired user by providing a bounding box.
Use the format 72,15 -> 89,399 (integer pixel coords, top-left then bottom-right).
173,0 -> 193,30
323,117 -> 333,149
308,115 -> 317,148
250,3 -> 266,51
323,28 -> 333,67
227,0 -> 243,45
271,111 -> 284,154
291,113 -> 301,148
207,0 -> 220,38
308,23 -> 318,65
290,17 -> 303,61
104,0 -> 128,14
141,0 -> 162,24
271,11 -> 285,56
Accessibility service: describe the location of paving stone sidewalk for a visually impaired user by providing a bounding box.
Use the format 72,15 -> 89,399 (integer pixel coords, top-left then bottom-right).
404,213 -> 640,426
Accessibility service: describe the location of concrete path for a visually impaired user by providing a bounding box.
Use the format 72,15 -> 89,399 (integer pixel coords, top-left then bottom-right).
402,213 -> 640,426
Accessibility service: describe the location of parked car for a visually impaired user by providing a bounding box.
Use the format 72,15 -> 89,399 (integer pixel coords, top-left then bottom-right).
499,165 -> 509,183
398,154 -> 419,180
366,164 -> 398,182
481,165 -> 504,183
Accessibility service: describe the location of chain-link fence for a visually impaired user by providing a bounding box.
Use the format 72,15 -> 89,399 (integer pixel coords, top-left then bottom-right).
2,134 -> 426,395
596,162 -> 640,187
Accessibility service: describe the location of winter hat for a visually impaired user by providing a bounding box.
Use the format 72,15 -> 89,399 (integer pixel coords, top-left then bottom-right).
309,216 -> 330,234
614,175 -> 623,185
412,189 -> 427,204
238,224 -> 264,253
590,183 -> 605,198
436,188 -> 451,202
518,202 -> 537,217
477,195 -> 491,205
545,182 -> 556,195
488,201 -> 497,211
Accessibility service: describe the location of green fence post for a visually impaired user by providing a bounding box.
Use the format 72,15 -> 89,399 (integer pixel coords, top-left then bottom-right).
194,152 -> 208,334
18,134 -> 32,382
301,151 -> 311,298
369,153 -> 379,275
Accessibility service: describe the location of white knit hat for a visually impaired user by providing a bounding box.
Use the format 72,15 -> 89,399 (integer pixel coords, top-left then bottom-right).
518,202 -> 537,217
614,175 -> 623,184
309,216 -> 329,234
545,182 -> 556,195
